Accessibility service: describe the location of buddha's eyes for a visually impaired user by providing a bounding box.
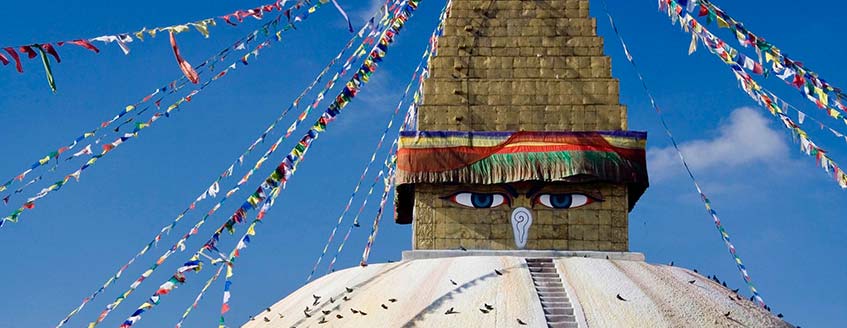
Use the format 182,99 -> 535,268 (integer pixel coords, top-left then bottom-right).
447,192 -> 508,209
534,193 -> 596,209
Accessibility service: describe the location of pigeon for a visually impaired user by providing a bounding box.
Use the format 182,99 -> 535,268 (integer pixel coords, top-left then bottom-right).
359,310 -> 368,316
750,295 -> 755,302
494,269 -> 503,276
688,280 -> 696,284
517,318 -> 528,325
318,317 -> 328,324
249,316 -> 255,321
305,306 -> 311,313
330,297 -> 335,303
450,279 -> 458,286
459,245 -> 467,251
322,310 -> 331,315
669,261 -> 674,266
694,269 -> 699,273
266,307 -> 272,312
616,294 -> 628,302
346,287 -> 354,293
777,313 -> 784,318
278,313 -> 285,318
264,317 -> 271,322
343,296 -> 351,301
444,307 -> 458,315
353,221 -> 361,227
479,308 -> 489,314
304,310 -> 311,318
388,298 -> 397,303
350,308 -> 359,314
336,314 -> 344,319
381,304 -> 388,309
732,288 -> 739,294
724,311 -> 731,318
484,303 -> 494,310
722,281 -> 728,288
313,294 -> 322,301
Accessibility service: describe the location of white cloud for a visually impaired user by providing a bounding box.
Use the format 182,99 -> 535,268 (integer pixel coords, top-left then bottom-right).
648,107 -> 789,180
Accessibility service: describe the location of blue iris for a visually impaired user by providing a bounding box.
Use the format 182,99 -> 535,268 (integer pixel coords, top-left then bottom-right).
549,194 -> 573,209
470,193 -> 494,208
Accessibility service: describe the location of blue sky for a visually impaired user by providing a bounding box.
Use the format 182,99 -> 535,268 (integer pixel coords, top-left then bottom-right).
1,0 -> 845,327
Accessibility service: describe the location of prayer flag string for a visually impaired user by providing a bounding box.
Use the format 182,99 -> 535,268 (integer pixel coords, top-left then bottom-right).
0,29 -> 268,210
117,2 -> 420,327
216,5 -> 423,326
661,0 -> 847,189
0,0 -> 350,91
324,0 -> 446,275
359,151 -> 397,266
2,3 -> 322,232
305,25 -> 430,282
53,8 -> 330,328
174,264 -> 225,328
601,0 -> 767,307
691,0 -> 847,120
58,6 -> 328,328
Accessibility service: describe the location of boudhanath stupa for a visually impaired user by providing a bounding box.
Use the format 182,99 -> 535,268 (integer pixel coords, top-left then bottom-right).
243,1 -> 791,327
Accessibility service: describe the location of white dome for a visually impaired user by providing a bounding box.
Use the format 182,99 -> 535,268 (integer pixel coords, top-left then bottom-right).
242,254 -> 789,327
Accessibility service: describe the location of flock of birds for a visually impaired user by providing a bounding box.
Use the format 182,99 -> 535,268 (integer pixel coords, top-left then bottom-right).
246,267 -> 539,327
244,253 -> 790,327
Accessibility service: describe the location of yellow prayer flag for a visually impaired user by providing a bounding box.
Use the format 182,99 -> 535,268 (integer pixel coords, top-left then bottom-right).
169,25 -> 190,34
716,16 -> 729,28
765,52 -> 775,64
192,21 -> 211,38
134,29 -> 146,41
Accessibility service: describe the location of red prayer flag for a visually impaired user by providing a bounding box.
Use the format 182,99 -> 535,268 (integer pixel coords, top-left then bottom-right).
169,31 -> 199,84
58,39 -> 100,53
41,44 -> 61,63
0,52 -> 8,65
3,48 -> 23,73
18,46 -> 37,59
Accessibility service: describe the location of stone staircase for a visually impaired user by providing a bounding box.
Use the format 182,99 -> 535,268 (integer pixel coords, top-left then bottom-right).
526,258 -> 578,328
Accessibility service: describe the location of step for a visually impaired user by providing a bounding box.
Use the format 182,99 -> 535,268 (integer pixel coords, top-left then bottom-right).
526,258 -> 554,263
539,295 -> 568,302
527,262 -> 556,267
530,268 -> 558,274
535,285 -> 568,297
542,301 -> 573,308
533,273 -> 560,278
546,314 -> 577,322
548,322 -> 579,328
535,281 -> 565,288
543,307 -> 575,316
533,277 -> 562,282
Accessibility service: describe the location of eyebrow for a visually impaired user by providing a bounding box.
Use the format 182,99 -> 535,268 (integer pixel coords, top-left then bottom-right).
498,184 -> 519,198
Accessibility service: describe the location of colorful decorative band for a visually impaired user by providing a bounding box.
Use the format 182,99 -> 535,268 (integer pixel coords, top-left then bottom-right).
394,130 -> 649,223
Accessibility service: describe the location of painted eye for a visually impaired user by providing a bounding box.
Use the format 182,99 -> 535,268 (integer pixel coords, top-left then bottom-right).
448,192 -> 507,209
535,193 -> 595,209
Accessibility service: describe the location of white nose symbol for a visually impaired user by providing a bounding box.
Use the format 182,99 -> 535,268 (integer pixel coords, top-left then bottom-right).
511,207 -> 533,249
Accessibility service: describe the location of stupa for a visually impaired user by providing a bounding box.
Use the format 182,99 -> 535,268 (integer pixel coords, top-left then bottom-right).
244,0 -> 791,327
